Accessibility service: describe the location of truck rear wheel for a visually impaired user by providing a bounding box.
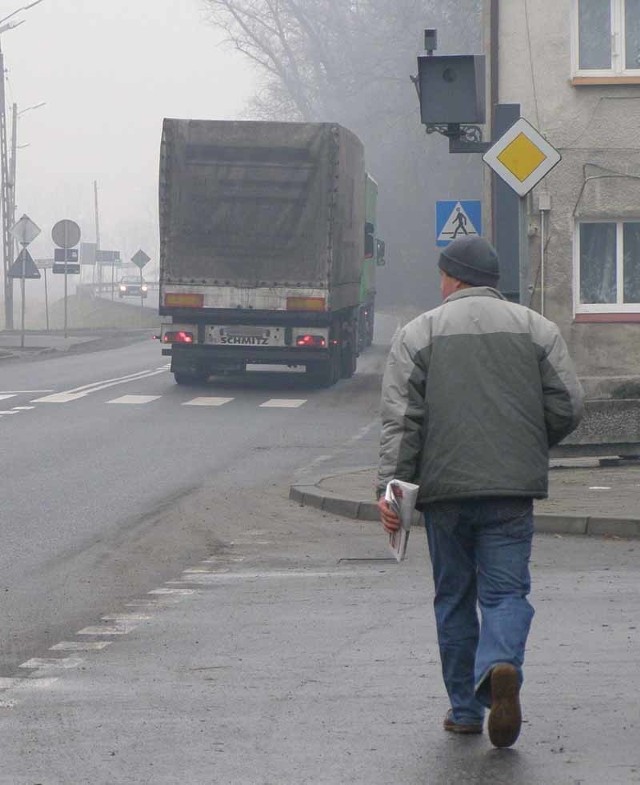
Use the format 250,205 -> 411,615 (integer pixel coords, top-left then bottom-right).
174,371 -> 208,385
306,344 -> 340,387
340,338 -> 357,379
340,316 -> 358,379
366,305 -> 375,347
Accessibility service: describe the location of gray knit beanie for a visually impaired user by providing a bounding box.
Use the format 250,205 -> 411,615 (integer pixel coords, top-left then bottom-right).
438,236 -> 500,287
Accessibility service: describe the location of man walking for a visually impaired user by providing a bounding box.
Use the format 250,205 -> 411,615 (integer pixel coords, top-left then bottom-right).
377,236 -> 583,748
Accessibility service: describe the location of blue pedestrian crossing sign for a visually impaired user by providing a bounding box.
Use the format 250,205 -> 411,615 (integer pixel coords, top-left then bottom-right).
436,200 -> 482,247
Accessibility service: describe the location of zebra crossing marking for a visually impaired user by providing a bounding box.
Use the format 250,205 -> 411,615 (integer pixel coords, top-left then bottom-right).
107,395 -> 162,405
182,397 -> 234,407
260,399 -> 307,408
3,389 -> 310,416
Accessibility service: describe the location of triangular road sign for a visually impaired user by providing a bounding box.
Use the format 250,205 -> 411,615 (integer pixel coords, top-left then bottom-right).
437,201 -> 480,245
8,249 -> 41,279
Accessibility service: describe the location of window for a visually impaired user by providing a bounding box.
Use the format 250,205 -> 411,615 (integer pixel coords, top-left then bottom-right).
576,221 -> 640,312
573,0 -> 640,77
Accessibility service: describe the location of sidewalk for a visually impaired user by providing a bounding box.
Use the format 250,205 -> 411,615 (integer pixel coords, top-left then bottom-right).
0,480 -> 638,784
0,328 -> 152,361
290,459 -> 640,539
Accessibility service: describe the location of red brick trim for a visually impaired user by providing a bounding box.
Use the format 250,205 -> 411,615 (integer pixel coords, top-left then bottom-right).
575,312 -> 640,323
572,76 -> 640,85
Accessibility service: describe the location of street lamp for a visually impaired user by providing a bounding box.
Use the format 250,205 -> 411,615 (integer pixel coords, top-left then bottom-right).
0,0 -> 46,329
10,101 -> 46,245
0,0 -> 45,26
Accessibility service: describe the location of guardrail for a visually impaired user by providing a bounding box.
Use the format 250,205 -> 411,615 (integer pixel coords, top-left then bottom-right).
77,282 -> 159,298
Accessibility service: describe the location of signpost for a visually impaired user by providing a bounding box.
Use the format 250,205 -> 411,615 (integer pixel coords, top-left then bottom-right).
435,200 -> 482,247
53,247 -> 80,274
482,118 -> 561,304
51,219 -> 82,337
9,214 -> 41,348
482,118 -> 561,198
94,249 -> 121,299
131,249 -> 151,308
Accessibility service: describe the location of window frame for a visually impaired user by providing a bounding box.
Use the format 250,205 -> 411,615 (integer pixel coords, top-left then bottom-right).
574,219 -> 640,314
572,0 -> 640,79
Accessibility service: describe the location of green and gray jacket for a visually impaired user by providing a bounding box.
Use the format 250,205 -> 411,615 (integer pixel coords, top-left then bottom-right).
377,287 -> 584,507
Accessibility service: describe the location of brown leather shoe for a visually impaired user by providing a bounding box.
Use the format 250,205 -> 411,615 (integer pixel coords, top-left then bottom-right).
488,663 -> 522,748
443,709 -> 483,735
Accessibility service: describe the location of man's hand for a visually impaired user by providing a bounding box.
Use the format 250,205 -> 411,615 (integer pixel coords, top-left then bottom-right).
378,498 -> 401,534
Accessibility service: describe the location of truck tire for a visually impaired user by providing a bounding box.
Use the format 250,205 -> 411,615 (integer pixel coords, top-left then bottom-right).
340,317 -> 358,379
306,344 -> 340,387
174,371 -> 208,385
366,306 -> 375,347
340,338 -> 357,379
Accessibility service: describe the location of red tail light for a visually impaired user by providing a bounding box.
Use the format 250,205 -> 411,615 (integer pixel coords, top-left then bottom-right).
296,334 -> 326,348
163,331 -> 194,344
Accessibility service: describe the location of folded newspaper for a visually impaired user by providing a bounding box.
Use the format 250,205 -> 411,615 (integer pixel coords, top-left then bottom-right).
385,479 -> 419,562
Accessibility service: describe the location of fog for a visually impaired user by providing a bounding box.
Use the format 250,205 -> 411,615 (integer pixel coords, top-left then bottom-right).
1,0 -> 483,311
1,0 -> 254,279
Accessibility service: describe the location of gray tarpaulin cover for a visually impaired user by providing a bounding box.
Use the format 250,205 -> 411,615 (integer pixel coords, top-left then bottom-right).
159,120 -> 365,290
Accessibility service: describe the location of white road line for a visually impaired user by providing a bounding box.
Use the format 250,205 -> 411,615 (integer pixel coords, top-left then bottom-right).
12,406 -> 35,411
0,394 -> 16,401
32,368 -> 167,403
101,613 -> 152,622
183,397 -> 234,407
0,390 -> 53,394
172,570 -> 364,583
30,392 -> 85,403
50,641 -> 111,652
107,394 -> 161,405
12,678 -> 59,689
148,588 -> 197,596
0,410 -> 20,415
125,598 -> 183,608
260,399 -> 307,408
77,623 -> 139,635
19,657 -> 84,671
57,368 -> 166,394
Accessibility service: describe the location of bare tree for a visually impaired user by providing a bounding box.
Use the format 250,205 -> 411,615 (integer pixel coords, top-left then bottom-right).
201,0 -> 484,308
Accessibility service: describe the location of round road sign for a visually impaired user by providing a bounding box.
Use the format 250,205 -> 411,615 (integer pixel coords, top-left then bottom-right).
52,219 -> 81,249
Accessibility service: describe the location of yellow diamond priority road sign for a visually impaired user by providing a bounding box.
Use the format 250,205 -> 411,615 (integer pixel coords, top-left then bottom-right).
483,117 -> 561,197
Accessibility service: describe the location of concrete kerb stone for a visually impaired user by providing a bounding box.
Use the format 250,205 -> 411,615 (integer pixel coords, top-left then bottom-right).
587,517 -> 640,538
289,471 -> 640,539
289,483 -> 379,521
534,514 -> 588,536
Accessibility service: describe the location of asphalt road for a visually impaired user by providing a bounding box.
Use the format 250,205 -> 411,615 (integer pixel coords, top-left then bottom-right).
3,313 -> 640,783
0,315 -> 398,675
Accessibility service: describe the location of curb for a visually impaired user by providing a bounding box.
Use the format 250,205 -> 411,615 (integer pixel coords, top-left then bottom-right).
289,473 -> 640,539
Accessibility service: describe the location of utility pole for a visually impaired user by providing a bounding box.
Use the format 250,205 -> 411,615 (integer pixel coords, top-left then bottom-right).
94,180 -> 101,288
0,1 -> 47,328
0,44 -> 14,328
10,103 -> 17,252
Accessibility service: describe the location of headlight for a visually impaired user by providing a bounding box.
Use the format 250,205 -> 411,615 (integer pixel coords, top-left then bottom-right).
141,285 -> 148,292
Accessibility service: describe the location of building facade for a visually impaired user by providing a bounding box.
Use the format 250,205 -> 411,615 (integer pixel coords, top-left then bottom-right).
486,0 -> 640,395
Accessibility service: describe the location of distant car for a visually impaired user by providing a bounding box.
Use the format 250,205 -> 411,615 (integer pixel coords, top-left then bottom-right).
118,276 -> 148,298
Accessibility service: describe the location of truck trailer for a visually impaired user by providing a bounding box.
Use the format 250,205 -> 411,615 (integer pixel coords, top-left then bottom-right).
158,119 -> 382,386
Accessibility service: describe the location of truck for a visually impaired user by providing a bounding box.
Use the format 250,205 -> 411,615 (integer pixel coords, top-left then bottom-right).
158,119 -> 384,386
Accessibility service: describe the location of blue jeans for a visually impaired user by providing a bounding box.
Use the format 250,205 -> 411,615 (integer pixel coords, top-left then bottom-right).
424,498 -> 535,724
